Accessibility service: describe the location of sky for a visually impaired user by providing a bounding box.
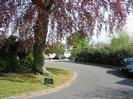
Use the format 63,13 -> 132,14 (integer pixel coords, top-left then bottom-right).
90,14 -> 133,45
126,14 -> 133,38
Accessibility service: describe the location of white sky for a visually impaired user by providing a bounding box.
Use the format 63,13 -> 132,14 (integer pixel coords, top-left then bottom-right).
126,14 -> 133,38
90,14 -> 133,45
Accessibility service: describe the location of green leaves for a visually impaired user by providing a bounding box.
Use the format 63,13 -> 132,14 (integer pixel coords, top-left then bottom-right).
45,42 -> 64,54
73,44 -> 133,66
111,32 -> 131,47
67,30 -> 89,52
0,35 -> 34,73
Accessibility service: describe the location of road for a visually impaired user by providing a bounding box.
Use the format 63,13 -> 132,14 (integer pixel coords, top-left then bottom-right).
31,61 -> 133,99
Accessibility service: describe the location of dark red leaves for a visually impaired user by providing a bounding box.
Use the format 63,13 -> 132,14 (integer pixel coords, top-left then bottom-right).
32,0 -> 45,5
1,0 -> 133,43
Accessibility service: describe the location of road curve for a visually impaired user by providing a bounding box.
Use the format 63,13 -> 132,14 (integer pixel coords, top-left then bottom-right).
31,61 -> 133,99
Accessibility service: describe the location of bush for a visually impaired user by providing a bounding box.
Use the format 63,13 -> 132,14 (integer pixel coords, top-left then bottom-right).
0,60 -> 7,72
73,44 -> 133,67
18,53 -> 34,72
0,35 -> 34,73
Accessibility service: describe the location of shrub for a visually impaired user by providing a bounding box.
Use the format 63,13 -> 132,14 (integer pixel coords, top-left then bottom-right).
18,53 -> 34,72
73,44 -> 133,67
0,60 -> 7,73
0,35 -> 34,73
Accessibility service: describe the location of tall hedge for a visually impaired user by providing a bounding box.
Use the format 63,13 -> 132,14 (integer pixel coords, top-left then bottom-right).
73,44 -> 133,67
0,36 -> 33,73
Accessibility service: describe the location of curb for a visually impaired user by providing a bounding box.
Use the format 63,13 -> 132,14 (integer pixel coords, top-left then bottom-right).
7,71 -> 78,99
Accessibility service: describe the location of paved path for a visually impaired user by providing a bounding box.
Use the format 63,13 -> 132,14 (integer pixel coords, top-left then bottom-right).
31,61 -> 133,99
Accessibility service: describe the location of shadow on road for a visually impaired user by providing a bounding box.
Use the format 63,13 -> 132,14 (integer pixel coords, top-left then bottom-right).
107,69 -> 127,78
116,79 -> 133,87
107,69 -> 133,87
87,87 -> 133,99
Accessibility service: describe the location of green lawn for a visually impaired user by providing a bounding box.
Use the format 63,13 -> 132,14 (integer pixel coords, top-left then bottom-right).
0,66 -> 74,99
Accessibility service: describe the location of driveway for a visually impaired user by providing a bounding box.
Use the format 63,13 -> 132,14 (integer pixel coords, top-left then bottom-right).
31,61 -> 133,99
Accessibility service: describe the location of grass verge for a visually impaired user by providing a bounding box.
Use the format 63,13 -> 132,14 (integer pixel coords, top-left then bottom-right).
0,66 -> 74,99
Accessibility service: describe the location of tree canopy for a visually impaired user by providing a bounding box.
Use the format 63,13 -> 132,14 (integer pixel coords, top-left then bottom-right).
45,42 -> 64,54
1,0 -> 133,41
67,30 -> 89,50
111,32 -> 132,47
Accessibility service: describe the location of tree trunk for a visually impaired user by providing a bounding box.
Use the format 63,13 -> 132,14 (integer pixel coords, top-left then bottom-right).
32,0 -> 54,75
33,12 -> 48,75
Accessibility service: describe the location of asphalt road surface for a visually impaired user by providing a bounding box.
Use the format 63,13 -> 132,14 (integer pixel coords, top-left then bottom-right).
31,61 -> 133,99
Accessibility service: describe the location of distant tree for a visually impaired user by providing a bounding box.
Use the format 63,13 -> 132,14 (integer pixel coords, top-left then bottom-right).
45,42 -> 64,55
111,32 -> 132,47
67,30 -> 89,50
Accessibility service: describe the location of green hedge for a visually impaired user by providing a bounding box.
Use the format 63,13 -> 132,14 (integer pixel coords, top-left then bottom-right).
73,45 -> 133,67
0,36 -> 33,73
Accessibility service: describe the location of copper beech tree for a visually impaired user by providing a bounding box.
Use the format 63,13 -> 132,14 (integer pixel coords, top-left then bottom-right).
0,0 -> 133,74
